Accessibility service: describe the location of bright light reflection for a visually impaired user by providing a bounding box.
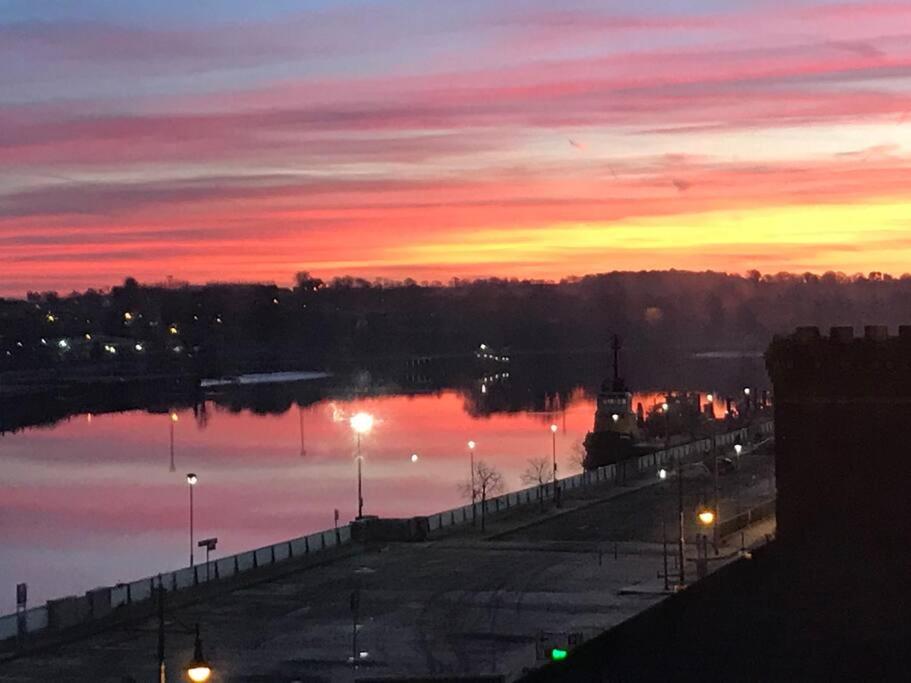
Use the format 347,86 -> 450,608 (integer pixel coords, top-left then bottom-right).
350,412 -> 374,435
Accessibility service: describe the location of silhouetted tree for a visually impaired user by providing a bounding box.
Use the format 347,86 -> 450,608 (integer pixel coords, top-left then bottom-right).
521,457 -> 553,510
460,461 -> 504,532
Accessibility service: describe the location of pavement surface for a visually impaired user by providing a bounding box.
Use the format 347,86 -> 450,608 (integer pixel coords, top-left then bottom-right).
0,447 -> 776,682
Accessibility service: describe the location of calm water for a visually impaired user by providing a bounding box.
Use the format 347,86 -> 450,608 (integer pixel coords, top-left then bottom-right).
0,355 -> 768,613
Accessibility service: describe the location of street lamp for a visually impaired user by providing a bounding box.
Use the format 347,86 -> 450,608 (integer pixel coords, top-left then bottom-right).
186,624 -> 212,682
550,424 -> 559,505
467,441 -> 477,521
186,473 -> 198,567
734,443 -> 743,456
169,411 -> 178,472
658,468 -> 668,480
696,507 -> 714,579
410,453 -> 419,463
350,412 -> 373,519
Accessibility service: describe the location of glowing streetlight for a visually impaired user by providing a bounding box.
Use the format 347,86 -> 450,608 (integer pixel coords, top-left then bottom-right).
350,412 -> 374,435
410,453 -> 419,463
350,412 -> 373,518
185,624 -> 212,682
706,393 -> 714,403
611,413 -> 619,422
743,387 -> 751,396
734,443 -> 743,456
123,312 -> 133,321
186,473 -> 198,567
696,507 -> 714,579
662,402 -> 669,412
658,468 -> 668,480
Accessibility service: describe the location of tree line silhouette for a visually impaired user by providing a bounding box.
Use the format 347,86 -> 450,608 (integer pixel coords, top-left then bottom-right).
3,269 -> 910,377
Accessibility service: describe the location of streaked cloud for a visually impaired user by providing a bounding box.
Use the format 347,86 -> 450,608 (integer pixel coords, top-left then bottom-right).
2,0 -> 911,293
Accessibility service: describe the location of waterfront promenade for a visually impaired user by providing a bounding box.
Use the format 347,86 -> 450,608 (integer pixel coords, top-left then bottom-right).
0,441 -> 775,682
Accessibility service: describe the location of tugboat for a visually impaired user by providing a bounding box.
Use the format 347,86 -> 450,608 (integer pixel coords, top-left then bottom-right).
582,336 -> 643,469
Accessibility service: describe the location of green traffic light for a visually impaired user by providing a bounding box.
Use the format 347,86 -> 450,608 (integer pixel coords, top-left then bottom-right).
550,648 -> 568,661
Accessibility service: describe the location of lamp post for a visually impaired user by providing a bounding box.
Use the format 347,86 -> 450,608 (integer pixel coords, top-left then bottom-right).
186,624 -> 212,682
350,412 -> 373,519
550,424 -> 559,506
186,473 -> 198,567
169,411 -> 178,473
468,440 -> 476,502
696,508 -> 715,579
157,583 -> 213,683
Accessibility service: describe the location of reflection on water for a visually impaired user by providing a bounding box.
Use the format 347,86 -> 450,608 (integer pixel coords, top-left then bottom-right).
0,352 -> 768,612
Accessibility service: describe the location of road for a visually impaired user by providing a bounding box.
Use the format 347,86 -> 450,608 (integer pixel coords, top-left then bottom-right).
0,448 -> 776,682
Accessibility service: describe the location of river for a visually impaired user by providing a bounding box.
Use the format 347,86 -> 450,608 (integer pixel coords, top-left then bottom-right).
0,351 -> 768,612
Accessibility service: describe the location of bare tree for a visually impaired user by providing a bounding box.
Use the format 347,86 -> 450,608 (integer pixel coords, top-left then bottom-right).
459,460 -> 505,532
521,457 -> 553,510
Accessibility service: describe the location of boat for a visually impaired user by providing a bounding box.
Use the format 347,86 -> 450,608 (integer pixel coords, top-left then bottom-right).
582,336 -> 643,469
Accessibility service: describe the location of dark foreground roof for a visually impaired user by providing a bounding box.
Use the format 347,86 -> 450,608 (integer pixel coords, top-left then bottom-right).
519,543 -> 909,682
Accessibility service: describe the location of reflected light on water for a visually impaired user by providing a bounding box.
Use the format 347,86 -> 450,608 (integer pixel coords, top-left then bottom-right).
0,385 -> 738,611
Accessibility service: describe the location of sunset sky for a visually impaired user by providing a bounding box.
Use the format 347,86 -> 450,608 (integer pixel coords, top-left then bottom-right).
3,0 -> 911,295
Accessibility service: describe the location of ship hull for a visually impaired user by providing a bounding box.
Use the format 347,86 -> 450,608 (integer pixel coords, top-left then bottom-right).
583,430 -> 657,470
